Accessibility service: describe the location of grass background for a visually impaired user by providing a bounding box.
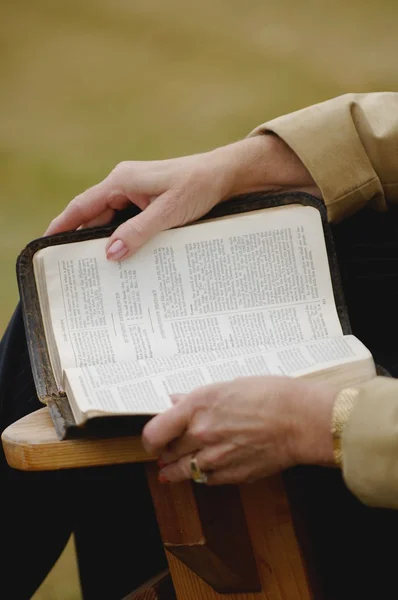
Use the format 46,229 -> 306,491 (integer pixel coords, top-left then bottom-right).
1,1 -> 398,598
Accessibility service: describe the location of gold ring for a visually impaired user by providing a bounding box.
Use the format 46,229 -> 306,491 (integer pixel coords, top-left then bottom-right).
190,455 -> 208,484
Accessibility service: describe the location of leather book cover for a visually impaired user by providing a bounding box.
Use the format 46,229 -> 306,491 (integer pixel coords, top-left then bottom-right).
16,191 -> 351,440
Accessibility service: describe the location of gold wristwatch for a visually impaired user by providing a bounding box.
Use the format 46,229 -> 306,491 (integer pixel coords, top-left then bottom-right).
331,387 -> 360,467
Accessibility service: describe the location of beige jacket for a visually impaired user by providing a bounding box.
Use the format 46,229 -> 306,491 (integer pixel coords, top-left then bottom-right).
252,93 -> 398,509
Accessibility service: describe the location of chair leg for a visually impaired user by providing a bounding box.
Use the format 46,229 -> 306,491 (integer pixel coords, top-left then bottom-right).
122,569 -> 176,600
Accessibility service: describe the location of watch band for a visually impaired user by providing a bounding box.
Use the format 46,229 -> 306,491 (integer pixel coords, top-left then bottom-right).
331,387 -> 360,467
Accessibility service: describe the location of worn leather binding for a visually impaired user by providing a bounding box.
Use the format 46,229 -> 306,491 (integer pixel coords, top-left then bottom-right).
16,191 -> 351,440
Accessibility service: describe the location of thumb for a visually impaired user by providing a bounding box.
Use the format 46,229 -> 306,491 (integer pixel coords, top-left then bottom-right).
106,191 -> 178,260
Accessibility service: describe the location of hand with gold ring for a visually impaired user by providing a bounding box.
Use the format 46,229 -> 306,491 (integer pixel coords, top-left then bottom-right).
190,454 -> 208,484
142,376 -> 338,486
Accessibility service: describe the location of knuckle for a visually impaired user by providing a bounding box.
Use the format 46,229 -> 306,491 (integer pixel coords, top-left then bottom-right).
65,194 -> 88,224
109,161 -> 135,186
189,424 -> 209,443
224,378 -> 244,398
141,431 -> 155,454
142,420 -> 162,453
196,384 -> 223,406
113,160 -> 132,174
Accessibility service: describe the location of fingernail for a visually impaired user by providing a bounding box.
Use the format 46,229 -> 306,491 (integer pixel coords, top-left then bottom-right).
107,240 -> 128,261
158,473 -> 169,484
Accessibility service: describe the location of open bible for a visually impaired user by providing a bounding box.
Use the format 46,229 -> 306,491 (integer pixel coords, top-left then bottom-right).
17,193 -> 376,439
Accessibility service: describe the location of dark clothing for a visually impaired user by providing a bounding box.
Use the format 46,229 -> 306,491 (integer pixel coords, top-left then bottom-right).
0,305 -> 166,600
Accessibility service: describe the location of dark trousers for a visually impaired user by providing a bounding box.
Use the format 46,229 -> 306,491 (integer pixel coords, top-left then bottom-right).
0,305 -> 167,600
287,208 -> 398,599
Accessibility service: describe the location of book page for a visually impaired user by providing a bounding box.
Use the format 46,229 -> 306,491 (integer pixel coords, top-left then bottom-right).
35,205 -> 343,377
63,335 -> 374,419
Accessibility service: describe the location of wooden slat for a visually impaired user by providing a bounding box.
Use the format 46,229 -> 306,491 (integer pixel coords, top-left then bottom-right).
147,466 -> 316,600
1,407 -> 155,470
147,464 -> 261,594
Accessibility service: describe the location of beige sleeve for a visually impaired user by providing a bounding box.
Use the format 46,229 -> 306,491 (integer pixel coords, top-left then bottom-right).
251,93 -> 398,508
249,92 -> 398,222
341,377 -> 398,509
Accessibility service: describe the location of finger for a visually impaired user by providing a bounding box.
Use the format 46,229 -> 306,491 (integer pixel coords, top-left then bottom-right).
81,207 -> 116,229
159,442 -> 236,483
142,401 -> 192,455
106,190 -> 179,260
160,431 -> 202,465
159,453 -> 193,483
205,465 -> 254,486
44,180 -> 118,235
169,393 -> 187,406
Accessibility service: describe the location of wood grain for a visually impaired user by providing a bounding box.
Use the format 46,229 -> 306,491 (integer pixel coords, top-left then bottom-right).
147,464 -> 261,594
1,407 -> 155,470
148,466 -> 315,600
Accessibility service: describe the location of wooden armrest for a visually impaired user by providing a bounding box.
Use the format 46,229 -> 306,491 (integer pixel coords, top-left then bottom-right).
1,407 -> 155,471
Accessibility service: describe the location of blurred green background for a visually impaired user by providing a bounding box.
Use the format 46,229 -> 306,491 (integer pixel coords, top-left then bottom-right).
1,1 -> 398,598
